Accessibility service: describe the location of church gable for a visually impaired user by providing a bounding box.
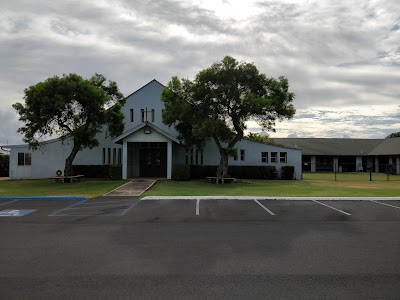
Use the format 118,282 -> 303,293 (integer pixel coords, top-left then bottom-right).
121,80 -> 177,138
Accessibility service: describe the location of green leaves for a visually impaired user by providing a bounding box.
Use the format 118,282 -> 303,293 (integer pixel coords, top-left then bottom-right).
13,73 -> 125,155
162,56 -> 296,149
161,56 -> 296,177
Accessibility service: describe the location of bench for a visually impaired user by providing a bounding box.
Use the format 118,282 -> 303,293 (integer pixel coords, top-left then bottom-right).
206,177 -> 236,184
52,175 -> 84,183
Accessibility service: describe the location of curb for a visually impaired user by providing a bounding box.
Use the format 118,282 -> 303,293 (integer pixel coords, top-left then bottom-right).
0,196 -> 88,201
142,196 -> 400,201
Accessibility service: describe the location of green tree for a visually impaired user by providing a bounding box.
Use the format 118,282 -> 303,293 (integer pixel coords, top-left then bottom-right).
246,132 -> 280,146
13,73 -> 125,177
162,56 -> 295,177
386,132 -> 400,138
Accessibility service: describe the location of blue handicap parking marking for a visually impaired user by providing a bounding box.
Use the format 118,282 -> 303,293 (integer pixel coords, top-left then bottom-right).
0,209 -> 37,217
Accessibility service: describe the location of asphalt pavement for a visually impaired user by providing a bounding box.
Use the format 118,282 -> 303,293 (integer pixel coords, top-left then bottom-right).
0,198 -> 399,299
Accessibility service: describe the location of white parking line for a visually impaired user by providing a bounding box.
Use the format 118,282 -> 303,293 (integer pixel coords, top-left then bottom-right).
370,200 -> 400,209
83,200 -> 133,205
0,200 -> 17,206
63,204 -> 130,210
48,200 -> 88,216
120,200 -> 142,216
312,200 -> 351,216
196,199 -> 200,216
254,199 -> 275,216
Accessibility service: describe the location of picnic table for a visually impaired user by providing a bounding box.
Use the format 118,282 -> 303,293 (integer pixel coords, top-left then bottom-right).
52,175 -> 84,183
206,177 -> 236,184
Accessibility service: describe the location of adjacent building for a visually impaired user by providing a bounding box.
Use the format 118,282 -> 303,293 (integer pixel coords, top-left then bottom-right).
275,138 -> 400,174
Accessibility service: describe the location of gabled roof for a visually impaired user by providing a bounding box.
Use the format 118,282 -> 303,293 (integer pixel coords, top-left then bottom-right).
368,137 -> 400,155
273,138 -> 383,156
122,79 -> 165,102
113,121 -> 180,144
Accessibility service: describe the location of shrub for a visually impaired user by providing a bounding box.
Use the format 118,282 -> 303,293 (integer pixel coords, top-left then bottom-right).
281,166 -> 295,180
0,154 -> 9,177
72,165 -> 122,179
171,165 -> 190,181
109,165 -> 122,180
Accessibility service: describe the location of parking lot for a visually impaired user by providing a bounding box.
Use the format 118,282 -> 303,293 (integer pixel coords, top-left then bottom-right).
1,196 -> 399,299
0,197 -> 399,223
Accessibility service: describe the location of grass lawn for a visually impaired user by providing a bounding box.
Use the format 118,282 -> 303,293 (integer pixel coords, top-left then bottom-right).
0,178 -> 129,198
142,172 -> 400,197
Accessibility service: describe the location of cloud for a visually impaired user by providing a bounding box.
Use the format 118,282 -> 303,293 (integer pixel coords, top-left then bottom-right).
0,0 -> 399,142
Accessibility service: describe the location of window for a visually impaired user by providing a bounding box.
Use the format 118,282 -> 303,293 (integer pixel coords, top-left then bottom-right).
240,149 -> 245,161
271,152 -> 277,163
280,152 -> 287,163
17,153 -> 31,166
195,149 -> 199,165
130,109 -> 134,122
113,148 -> 117,165
118,148 -> 122,165
108,148 -> 111,164
185,149 -> 194,165
261,152 -> 268,163
141,108 -> 154,122
102,148 -> 106,164
200,150 -> 203,165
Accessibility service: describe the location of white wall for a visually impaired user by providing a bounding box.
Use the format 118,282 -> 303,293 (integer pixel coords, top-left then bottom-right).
201,138 -> 302,179
9,128 -> 122,179
121,80 -> 179,138
9,140 -> 72,179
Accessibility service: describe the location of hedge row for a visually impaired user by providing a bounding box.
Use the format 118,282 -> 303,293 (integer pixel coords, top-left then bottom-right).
281,166 -> 295,180
185,165 -> 279,180
72,165 -> 122,180
0,154 -> 9,177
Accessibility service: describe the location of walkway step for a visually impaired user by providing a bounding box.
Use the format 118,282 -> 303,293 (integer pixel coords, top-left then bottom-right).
104,179 -> 157,196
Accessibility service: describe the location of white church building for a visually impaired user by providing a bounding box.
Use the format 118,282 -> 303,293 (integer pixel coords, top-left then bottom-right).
4,80 -> 302,180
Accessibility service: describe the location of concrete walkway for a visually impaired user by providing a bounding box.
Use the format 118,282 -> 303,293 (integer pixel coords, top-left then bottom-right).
104,179 -> 157,196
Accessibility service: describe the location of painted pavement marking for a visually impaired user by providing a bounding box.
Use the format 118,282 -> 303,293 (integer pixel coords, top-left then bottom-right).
64,204 -> 130,210
120,200 -> 142,216
48,200 -> 88,216
312,200 -> 352,216
196,199 -> 200,216
0,200 -> 17,206
369,200 -> 400,209
81,199 -> 134,205
254,199 -> 275,216
0,209 -> 37,217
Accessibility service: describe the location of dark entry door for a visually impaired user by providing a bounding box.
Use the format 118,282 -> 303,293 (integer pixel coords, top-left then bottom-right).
139,143 -> 167,177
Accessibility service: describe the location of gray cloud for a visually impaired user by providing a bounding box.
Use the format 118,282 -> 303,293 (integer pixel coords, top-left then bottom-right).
0,0 -> 399,142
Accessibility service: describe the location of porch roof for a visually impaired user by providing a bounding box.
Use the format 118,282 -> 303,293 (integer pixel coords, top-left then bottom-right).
113,122 -> 181,144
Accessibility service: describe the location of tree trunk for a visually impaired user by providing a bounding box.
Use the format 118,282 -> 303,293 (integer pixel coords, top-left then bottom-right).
64,142 -> 81,177
216,149 -> 229,177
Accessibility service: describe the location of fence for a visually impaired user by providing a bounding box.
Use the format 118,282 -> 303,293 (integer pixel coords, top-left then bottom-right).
302,163 -> 400,181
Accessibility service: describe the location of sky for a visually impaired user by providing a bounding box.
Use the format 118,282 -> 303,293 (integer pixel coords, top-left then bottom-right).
1,0 -> 399,146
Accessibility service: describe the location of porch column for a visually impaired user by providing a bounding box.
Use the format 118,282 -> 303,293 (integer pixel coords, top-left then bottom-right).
375,156 -> 379,173
396,156 -> 400,175
122,141 -> 128,179
167,141 -> 172,179
310,156 -> 316,172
